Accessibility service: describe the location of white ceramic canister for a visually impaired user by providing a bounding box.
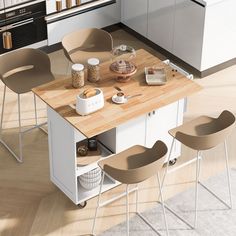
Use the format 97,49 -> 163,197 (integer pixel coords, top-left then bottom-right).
71,64 -> 85,88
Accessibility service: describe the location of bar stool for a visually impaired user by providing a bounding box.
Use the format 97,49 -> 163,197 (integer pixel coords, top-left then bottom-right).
92,140 -> 169,236
163,110 -> 235,229
0,48 -> 55,163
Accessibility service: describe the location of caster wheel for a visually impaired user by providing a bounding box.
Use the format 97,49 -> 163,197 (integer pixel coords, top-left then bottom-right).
78,201 -> 87,208
169,158 -> 177,166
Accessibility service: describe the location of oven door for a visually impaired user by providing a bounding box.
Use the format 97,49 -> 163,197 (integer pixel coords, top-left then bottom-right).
0,16 -> 47,54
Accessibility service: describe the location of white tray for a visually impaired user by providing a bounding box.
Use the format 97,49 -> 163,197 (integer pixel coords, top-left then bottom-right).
145,67 -> 167,85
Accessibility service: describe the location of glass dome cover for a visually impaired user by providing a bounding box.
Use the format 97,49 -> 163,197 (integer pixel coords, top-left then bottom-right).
111,44 -> 136,61
110,45 -> 137,82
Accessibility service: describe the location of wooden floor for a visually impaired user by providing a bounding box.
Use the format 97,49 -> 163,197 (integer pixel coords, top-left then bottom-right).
0,29 -> 236,236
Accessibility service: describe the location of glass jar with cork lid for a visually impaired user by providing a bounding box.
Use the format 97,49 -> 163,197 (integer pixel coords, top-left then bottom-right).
87,58 -> 100,83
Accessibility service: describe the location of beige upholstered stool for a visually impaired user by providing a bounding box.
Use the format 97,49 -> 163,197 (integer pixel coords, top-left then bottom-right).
0,48 -> 54,162
62,28 -> 113,71
163,110 -> 235,229
92,140 -> 169,236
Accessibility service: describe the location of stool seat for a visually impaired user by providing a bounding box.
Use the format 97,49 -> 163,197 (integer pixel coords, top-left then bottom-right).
99,141 -> 167,185
169,110 -> 235,150
2,67 -> 54,94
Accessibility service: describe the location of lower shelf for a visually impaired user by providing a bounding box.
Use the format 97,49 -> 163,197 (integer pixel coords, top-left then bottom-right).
77,175 -> 120,204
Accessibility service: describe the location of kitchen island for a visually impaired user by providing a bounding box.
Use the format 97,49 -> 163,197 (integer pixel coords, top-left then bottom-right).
32,49 -> 201,205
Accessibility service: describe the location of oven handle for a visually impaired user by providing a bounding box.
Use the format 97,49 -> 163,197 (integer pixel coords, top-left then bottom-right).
0,18 -> 34,32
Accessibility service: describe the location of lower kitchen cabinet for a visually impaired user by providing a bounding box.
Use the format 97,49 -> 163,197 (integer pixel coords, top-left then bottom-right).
145,99 -> 184,160
99,99 -> 184,161
121,0 -> 148,37
47,107 -> 119,205
147,0 -> 175,52
47,99 -> 184,204
173,0 -> 205,71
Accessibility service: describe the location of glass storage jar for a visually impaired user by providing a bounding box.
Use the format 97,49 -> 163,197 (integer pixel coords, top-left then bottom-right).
71,64 -> 85,88
87,58 -> 100,83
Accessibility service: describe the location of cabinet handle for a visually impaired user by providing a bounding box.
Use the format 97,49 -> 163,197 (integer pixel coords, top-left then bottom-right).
153,110 -> 156,115
190,0 -> 205,7
148,112 -> 151,117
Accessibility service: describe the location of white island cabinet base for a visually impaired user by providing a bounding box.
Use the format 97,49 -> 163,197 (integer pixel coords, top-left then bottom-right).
47,99 -> 184,204
98,99 -> 184,162
47,107 -> 119,205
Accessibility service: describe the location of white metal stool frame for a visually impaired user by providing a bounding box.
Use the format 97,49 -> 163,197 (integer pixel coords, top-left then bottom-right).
0,84 -> 47,163
160,137 -> 233,229
92,171 -> 169,236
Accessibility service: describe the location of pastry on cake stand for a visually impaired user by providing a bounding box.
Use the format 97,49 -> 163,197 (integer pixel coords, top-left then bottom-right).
110,45 -> 137,83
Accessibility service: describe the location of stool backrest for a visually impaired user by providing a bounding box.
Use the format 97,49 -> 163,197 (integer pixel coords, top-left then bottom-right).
62,28 -> 113,62
0,48 -> 51,80
99,141 -> 168,184
176,110 -> 235,150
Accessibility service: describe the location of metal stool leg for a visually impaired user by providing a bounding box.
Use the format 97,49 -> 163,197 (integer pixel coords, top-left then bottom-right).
224,140 -> 233,208
0,85 -> 6,138
194,150 -> 201,228
92,171 -> 105,236
158,138 -> 175,201
126,184 -> 130,236
33,93 -> 38,126
67,60 -> 71,75
18,94 -> 23,162
135,184 -> 139,213
157,172 -> 169,236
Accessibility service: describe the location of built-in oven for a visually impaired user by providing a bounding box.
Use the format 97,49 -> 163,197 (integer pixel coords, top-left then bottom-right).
0,1 -> 47,54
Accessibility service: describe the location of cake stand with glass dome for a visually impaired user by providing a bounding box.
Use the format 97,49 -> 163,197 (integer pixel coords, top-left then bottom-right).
110,45 -> 137,83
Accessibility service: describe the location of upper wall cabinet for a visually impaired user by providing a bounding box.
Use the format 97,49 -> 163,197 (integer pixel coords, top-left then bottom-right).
121,0 -> 148,37
147,0 -> 175,52
173,0 -> 205,71
46,0 -> 121,45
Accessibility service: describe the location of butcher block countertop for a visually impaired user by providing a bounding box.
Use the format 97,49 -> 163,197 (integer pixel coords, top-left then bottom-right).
32,49 -> 202,138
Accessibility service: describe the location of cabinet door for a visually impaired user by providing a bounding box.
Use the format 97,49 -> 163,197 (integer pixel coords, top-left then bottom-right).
173,0 -> 205,70
121,0 -> 148,36
147,0 -> 175,52
146,100 -> 184,161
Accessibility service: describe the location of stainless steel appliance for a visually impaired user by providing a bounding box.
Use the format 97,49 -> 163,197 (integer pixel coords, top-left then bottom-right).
0,1 -> 47,54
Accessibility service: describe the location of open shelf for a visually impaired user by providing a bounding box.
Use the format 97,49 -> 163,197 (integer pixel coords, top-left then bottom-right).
76,141 -> 113,176
77,174 -> 120,204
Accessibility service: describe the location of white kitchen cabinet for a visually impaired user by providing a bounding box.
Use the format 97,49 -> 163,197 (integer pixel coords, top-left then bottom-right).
98,115 -> 146,153
173,0 -> 205,71
201,0 -> 236,71
99,99 -> 184,161
47,107 -> 119,205
121,0 -> 148,36
147,0 -> 175,52
145,100 -> 184,161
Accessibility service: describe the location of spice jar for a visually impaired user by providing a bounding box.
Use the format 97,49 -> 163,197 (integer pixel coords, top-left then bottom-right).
71,64 -> 85,88
87,58 -> 100,83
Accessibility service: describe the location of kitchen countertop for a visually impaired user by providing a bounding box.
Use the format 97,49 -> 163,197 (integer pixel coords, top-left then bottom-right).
32,49 -> 202,138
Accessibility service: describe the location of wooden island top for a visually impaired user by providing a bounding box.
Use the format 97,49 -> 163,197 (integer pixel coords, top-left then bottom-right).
32,49 -> 202,138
